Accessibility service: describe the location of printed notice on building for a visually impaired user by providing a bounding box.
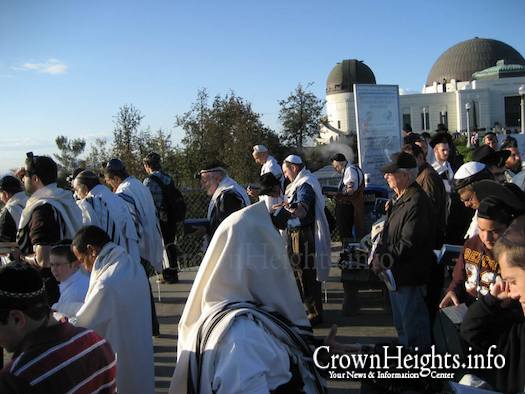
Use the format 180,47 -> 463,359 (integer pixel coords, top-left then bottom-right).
354,84 -> 402,186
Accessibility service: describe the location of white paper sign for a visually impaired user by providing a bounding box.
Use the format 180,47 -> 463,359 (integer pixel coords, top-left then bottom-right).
354,84 -> 402,185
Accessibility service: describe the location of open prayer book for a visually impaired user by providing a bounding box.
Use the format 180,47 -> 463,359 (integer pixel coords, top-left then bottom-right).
366,217 -> 396,290
440,303 -> 468,325
434,244 -> 462,265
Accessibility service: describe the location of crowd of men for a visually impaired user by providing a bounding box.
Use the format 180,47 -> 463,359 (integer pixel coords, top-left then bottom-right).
0,124 -> 524,392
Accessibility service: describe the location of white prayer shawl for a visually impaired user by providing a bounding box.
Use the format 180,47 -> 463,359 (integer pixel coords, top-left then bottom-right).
170,202 -> 315,394
512,170 -> 525,191
285,168 -> 331,281
4,191 -> 28,227
207,176 -> 250,219
116,176 -> 164,271
73,243 -> 154,394
465,211 -> 479,240
18,183 -> 83,239
259,156 -> 284,211
78,184 -> 140,264
52,268 -> 89,317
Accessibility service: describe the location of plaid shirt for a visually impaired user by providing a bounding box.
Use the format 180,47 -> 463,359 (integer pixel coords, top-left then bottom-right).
143,171 -> 173,222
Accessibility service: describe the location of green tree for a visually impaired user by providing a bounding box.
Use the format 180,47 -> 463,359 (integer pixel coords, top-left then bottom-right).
111,104 -> 146,177
176,89 -> 282,185
278,83 -> 324,149
54,135 -> 86,175
84,137 -> 111,171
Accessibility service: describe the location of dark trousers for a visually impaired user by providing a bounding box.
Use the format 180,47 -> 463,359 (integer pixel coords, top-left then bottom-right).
288,226 -> 323,318
160,220 -> 177,270
335,202 -> 354,245
140,258 -> 160,336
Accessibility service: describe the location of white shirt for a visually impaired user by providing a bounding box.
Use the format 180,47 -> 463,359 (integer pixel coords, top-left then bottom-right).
52,268 -> 89,317
341,163 -> 364,194
465,211 -> 479,240
432,160 -> 454,193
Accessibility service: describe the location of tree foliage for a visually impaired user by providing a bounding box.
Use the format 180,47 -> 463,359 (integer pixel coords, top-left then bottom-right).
54,135 -> 86,175
278,83 -> 324,149
176,89 -> 281,185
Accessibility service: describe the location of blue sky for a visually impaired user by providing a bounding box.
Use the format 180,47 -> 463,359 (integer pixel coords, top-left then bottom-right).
1,0 -> 524,172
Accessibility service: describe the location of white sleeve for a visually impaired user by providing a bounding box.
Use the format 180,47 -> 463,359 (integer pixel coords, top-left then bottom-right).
342,166 -> 362,191
211,316 -> 291,394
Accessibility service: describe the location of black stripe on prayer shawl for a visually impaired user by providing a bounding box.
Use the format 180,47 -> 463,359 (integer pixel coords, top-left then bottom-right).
189,301 -> 326,394
51,205 -> 66,239
117,193 -> 142,240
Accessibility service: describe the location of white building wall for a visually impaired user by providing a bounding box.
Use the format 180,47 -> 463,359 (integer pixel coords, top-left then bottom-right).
320,76 -> 525,145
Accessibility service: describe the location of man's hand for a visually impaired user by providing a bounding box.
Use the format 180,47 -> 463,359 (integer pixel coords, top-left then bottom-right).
439,290 -> 459,308
489,279 -> 515,308
286,202 -> 307,219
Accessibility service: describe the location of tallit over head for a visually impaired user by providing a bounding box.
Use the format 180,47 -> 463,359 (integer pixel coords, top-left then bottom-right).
171,201 -> 308,392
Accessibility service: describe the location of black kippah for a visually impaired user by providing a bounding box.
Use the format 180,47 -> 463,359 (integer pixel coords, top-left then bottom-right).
0,262 -> 47,310
478,196 -> 514,225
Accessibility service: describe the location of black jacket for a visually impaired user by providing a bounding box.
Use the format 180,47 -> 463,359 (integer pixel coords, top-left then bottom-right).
461,294 -> 525,393
378,182 -> 436,287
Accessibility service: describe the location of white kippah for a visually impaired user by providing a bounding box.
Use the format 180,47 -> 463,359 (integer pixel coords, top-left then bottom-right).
284,155 -> 303,165
253,145 -> 268,153
454,161 -> 486,180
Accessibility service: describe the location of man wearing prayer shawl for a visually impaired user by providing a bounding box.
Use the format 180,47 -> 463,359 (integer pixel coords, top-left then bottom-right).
281,155 -> 331,326
103,159 -> 164,272
72,170 -> 140,264
103,159 -> 163,336
197,162 -> 250,238
16,153 -> 83,305
71,225 -> 155,394
0,176 -> 28,245
170,201 -> 325,394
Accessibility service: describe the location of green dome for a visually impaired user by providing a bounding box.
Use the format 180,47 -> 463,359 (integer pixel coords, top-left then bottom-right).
326,59 -> 376,95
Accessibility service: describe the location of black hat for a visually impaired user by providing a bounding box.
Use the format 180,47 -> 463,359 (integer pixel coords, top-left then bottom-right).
330,153 -> 347,162
0,175 -> 23,194
473,180 -> 525,214
259,173 -> 281,195
0,262 -> 47,311
429,132 -> 452,149
472,145 -> 510,167
380,152 -> 417,173
478,196 -> 517,225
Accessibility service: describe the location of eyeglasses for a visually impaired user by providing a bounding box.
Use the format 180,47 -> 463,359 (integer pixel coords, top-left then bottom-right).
460,194 -> 474,204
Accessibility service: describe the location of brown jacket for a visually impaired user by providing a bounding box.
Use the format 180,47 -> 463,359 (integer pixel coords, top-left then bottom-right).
417,162 -> 447,248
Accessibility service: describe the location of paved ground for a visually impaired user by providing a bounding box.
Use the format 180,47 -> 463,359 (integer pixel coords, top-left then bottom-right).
152,244 -> 397,393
